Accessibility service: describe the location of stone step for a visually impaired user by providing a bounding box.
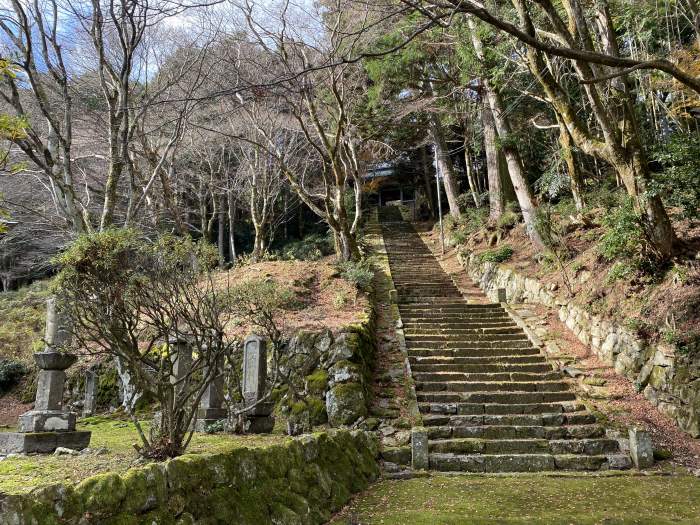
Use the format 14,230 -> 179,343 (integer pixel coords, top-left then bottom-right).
415,380 -> 570,393
421,411 -> 597,428
380,211 -> 631,473
430,438 -> 551,455
406,334 -> 530,343
411,362 -> 553,373
401,315 -> 513,323
428,453 -> 630,472
404,321 -> 519,329
428,438 -> 617,456
412,371 -> 562,382
405,340 -> 535,350
409,352 -> 545,362
393,280 -> 459,286
399,301 -> 501,309
401,302 -> 508,315
427,424 -> 606,441
396,288 -> 462,296
420,400 -> 585,416
408,347 -> 542,358
416,391 -> 577,404
405,327 -> 523,336
399,302 -> 504,309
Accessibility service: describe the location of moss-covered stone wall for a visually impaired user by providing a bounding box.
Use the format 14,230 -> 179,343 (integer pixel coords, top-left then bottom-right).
0,430 -> 379,524
280,309 -> 376,433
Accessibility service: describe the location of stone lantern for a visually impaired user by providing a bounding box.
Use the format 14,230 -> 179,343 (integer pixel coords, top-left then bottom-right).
0,298 -> 91,454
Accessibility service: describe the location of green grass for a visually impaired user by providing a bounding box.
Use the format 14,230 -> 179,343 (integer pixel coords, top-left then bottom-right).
331,475 -> 700,524
0,417 -> 289,495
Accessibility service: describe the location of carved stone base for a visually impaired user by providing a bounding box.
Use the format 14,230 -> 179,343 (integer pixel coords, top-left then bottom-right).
0,431 -> 91,454
197,407 -> 228,420
17,410 -> 76,432
195,407 -> 228,432
245,415 -> 274,434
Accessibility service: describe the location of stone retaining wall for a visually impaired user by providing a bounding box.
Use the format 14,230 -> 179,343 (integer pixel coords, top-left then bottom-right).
0,430 -> 379,524
282,313 -> 376,433
458,251 -> 700,438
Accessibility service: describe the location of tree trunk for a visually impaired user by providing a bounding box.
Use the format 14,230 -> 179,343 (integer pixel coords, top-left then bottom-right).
556,117 -> 586,211
482,101 -> 505,222
520,0 -> 675,257
428,114 -> 462,219
330,185 -> 361,262
468,20 -> 544,247
420,146 -> 436,218
217,195 -> 226,267
251,220 -> 267,261
464,142 -> 481,207
227,191 -> 237,262
485,87 -> 543,247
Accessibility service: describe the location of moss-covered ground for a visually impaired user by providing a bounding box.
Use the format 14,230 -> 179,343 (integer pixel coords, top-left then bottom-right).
331,474 -> 700,524
0,417 -> 289,495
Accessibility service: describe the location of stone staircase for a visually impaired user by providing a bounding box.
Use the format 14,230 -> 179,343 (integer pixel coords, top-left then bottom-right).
378,206 -> 631,472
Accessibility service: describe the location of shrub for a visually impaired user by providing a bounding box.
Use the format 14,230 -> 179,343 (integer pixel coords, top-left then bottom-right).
535,155 -> 570,200
586,183 -> 625,212
54,228 -> 236,458
0,359 -> 26,394
479,245 -> 514,263
451,229 -> 468,245
333,291 -> 349,309
598,199 -> 646,262
463,207 -> 488,232
278,233 -> 334,261
337,259 -> 373,291
227,279 -> 297,346
496,203 -> 520,231
605,262 -> 633,284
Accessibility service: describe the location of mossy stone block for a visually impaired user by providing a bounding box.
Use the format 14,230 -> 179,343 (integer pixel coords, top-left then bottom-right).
76,472 -> 127,517
121,463 -> 167,514
326,382 -> 367,426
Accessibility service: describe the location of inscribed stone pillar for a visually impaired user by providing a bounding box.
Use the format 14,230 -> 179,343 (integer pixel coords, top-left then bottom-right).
497,288 -> 507,303
198,355 -> 227,424
83,369 -> 97,417
240,335 -> 274,433
242,335 -> 267,407
45,296 -> 72,350
411,427 -> 429,470
629,428 -> 654,469
169,335 -> 193,394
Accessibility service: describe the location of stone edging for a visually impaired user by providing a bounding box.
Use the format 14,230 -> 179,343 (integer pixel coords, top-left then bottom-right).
368,209 -> 422,425
457,251 -> 700,438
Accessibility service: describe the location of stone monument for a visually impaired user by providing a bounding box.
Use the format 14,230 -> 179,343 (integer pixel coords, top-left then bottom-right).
153,334 -> 193,432
0,297 -> 91,454
195,354 -> 227,431
83,368 -> 97,417
241,335 -> 274,433
169,334 -> 193,395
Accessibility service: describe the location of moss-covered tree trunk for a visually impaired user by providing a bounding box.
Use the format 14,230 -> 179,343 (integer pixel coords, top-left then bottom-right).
556,117 -> 586,212
483,101 -> 505,222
